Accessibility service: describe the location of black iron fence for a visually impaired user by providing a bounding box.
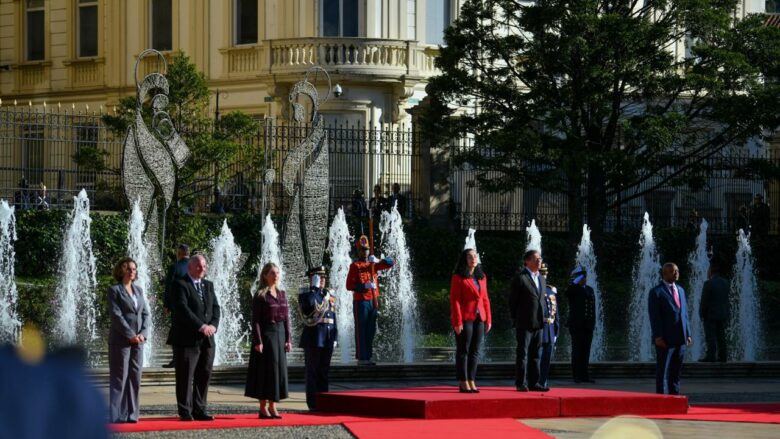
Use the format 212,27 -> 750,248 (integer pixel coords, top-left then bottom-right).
450,142 -> 780,235
262,119 -> 422,220
1,106 -> 778,235
0,108 -> 424,219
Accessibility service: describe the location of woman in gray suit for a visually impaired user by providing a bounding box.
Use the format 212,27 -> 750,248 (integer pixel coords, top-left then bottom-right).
108,257 -> 150,423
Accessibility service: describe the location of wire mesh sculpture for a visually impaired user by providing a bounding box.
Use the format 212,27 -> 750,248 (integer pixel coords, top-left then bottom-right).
280,67 -> 331,289
122,49 -> 190,267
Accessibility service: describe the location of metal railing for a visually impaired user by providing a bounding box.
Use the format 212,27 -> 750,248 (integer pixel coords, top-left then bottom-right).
450,142 -> 780,234
0,108 -> 424,219
1,106 -> 777,235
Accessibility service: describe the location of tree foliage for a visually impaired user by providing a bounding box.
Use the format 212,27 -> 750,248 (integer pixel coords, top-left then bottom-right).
426,0 -> 780,236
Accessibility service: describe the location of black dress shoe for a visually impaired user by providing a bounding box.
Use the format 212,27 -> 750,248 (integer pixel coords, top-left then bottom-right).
162,359 -> 175,368
193,414 -> 214,421
179,415 -> 194,422
530,385 -> 550,392
516,386 -> 529,392
126,419 -> 138,424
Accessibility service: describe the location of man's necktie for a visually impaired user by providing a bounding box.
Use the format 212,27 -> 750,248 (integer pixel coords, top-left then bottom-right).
671,284 -> 680,308
195,282 -> 204,303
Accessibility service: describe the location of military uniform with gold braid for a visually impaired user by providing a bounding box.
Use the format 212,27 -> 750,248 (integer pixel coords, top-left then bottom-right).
539,263 -> 560,388
298,265 -> 337,410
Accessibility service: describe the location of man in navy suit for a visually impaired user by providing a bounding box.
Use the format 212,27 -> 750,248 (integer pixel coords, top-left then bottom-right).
648,262 -> 692,395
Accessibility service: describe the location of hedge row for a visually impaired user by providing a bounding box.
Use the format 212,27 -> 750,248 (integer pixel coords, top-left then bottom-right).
10,209 -> 780,345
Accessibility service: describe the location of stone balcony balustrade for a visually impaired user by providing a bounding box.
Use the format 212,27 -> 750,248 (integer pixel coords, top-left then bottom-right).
221,37 -> 439,81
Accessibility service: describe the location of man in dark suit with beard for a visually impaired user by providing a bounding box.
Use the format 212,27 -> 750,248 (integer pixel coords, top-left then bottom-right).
168,255 -> 220,421
509,250 -> 550,392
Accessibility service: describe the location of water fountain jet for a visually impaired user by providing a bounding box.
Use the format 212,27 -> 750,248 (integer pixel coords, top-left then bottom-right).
210,220 -> 247,365
327,208 -> 354,363
377,203 -> 418,362
127,200 -> 156,365
628,213 -> 661,361
0,200 -> 21,344
55,190 -> 98,357
575,225 -> 605,361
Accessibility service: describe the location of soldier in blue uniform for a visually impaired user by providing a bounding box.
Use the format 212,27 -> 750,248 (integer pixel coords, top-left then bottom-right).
298,265 -> 338,411
538,263 -> 559,389
565,266 -> 596,384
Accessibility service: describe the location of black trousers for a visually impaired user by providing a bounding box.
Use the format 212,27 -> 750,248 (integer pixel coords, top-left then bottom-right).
515,327 -> 542,388
173,339 -> 215,418
703,318 -> 728,362
303,345 -> 334,410
569,327 -> 594,381
455,316 -> 484,381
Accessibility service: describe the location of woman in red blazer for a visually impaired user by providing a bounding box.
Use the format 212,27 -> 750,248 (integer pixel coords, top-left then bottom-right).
450,248 -> 492,393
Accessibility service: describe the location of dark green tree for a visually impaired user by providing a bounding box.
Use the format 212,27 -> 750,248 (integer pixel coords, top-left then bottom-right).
426,0 -> 780,238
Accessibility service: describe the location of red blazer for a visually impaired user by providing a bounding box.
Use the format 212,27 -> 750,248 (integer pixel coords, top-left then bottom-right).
450,273 -> 492,328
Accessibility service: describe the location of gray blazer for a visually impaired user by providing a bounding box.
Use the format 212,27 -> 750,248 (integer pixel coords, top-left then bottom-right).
107,283 -> 151,345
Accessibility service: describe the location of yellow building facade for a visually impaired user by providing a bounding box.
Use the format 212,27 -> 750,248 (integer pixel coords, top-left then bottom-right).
0,0 -> 464,123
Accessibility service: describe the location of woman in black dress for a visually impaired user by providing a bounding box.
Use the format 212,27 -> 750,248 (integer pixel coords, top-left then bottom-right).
245,262 -> 292,419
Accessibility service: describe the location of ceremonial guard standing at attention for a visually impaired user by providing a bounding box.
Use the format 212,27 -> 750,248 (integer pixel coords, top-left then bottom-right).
347,235 -> 394,365
565,266 -> 596,384
538,263 -> 559,389
298,266 -> 338,411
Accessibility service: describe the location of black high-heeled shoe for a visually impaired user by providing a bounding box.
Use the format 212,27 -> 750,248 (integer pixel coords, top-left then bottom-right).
459,385 -> 471,393
258,409 -> 272,419
270,411 -> 283,419
471,387 -> 480,393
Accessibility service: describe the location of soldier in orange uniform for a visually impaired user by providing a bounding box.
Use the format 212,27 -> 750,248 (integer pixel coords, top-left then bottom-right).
346,235 -> 395,365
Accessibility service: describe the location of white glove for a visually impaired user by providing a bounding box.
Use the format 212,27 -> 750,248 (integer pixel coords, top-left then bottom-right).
368,255 -> 380,263
310,274 -> 320,288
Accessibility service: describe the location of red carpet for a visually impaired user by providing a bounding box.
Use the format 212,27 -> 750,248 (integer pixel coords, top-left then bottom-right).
316,386 -> 688,419
344,418 -> 553,439
648,403 -> 780,424
109,413 -> 397,433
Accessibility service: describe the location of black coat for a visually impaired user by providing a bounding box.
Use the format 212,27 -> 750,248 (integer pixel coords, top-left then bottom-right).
167,278 -> 220,347
700,275 -> 730,321
163,258 -> 189,310
508,268 -> 545,331
565,283 -> 596,331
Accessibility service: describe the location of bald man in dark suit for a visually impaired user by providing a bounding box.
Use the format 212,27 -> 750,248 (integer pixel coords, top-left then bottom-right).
168,255 -> 220,421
